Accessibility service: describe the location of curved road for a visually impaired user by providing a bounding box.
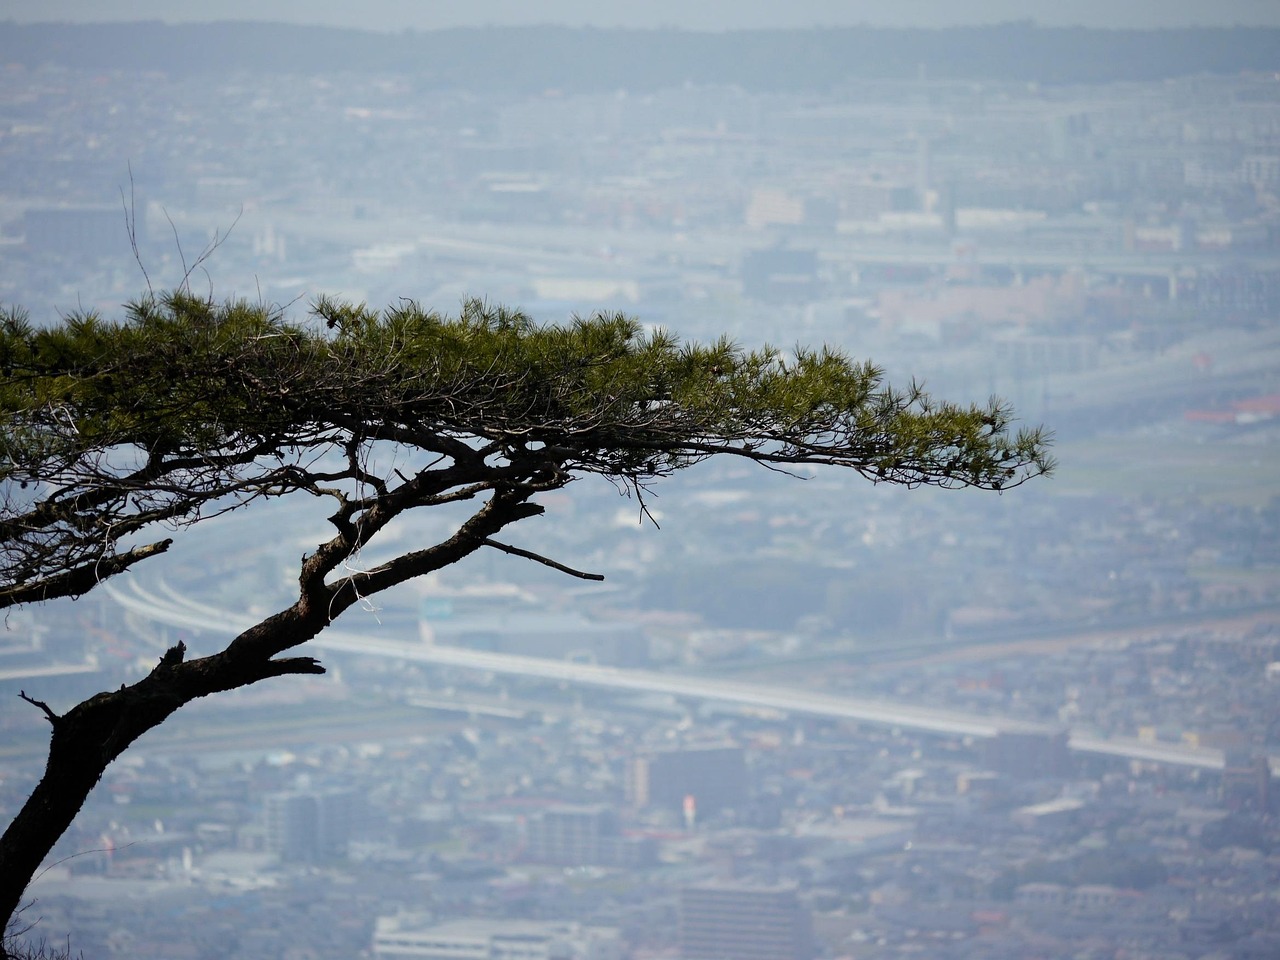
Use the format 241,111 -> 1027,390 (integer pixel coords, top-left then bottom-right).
107,579 -> 1243,773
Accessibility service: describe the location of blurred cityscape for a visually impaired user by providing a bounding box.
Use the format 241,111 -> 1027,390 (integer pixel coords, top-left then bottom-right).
2,24 -> 1280,960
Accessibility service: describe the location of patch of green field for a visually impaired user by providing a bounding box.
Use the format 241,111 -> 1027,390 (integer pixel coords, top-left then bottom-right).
1051,434 -> 1280,506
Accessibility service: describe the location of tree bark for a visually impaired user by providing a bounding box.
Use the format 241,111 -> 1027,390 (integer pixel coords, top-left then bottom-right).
0,610 -> 325,944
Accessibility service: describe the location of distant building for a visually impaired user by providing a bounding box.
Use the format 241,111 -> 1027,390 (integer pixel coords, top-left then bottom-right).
984,730 -> 1073,779
372,915 -> 623,960
523,804 -> 655,868
992,334 -> 1099,376
1012,796 -> 1087,832
875,271 -> 1085,336
679,884 -> 812,960
1242,154 -> 1280,191
264,792 -> 316,862
1016,882 -> 1069,907
419,583 -> 648,667
1221,752 -> 1273,812
264,788 -> 361,862
745,188 -> 806,229
836,180 -> 917,224
740,246 -> 819,303
531,277 -> 641,303
628,745 -> 747,817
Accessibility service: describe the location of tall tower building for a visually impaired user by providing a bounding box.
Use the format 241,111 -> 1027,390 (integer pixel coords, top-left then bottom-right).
984,730 -> 1073,779
629,745 -> 747,816
524,804 -> 655,868
264,792 -> 318,863
1221,752 -> 1273,812
265,788 -> 361,862
679,884 -> 812,960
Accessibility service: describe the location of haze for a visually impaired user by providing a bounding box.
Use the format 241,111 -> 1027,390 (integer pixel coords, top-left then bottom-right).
2,13 -> 1279,960
7,0 -> 1280,29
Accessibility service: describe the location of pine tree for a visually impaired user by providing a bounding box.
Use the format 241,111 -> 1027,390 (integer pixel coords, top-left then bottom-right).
0,292 -> 1051,944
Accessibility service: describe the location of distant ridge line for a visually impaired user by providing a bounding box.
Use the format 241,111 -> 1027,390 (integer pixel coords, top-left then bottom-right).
1,21 -> 1278,88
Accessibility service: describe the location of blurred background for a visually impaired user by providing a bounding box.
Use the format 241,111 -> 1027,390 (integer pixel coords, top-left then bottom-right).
2,6 -> 1279,959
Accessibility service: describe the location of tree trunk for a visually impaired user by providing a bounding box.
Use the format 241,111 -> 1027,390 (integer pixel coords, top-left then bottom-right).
1,488 -> 529,947
0,686 -> 184,939
0,608 -> 325,946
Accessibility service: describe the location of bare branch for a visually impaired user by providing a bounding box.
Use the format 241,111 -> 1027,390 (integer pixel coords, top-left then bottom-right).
163,207 -> 188,291
17,692 -> 58,726
120,163 -> 153,297
0,540 -> 172,610
323,489 -> 546,617
258,656 -> 326,679
480,538 -> 605,581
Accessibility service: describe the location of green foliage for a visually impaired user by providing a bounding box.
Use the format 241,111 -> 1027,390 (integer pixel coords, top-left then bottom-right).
0,292 -> 1051,605
2,292 -> 1051,482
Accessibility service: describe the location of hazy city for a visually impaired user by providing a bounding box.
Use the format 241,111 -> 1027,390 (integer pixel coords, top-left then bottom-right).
1,11 -> 1279,960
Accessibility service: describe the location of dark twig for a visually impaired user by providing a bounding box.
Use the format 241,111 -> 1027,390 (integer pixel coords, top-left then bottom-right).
480,538 -> 604,581
17,692 -> 58,726
119,163 -> 153,297
185,207 -> 242,298
163,207 -> 188,292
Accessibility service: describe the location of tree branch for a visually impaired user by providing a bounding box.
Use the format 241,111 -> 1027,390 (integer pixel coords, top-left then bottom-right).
258,656 -> 326,680
17,691 -> 58,726
325,489 -> 546,615
480,538 -> 604,581
0,540 -> 172,610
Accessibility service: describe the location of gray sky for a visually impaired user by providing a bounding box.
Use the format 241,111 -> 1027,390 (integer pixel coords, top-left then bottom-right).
6,0 -> 1280,30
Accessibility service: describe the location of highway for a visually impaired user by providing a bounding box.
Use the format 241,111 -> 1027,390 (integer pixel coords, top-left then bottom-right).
0,661 -> 100,683
162,206 -> 1277,285
106,579 -> 1236,773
